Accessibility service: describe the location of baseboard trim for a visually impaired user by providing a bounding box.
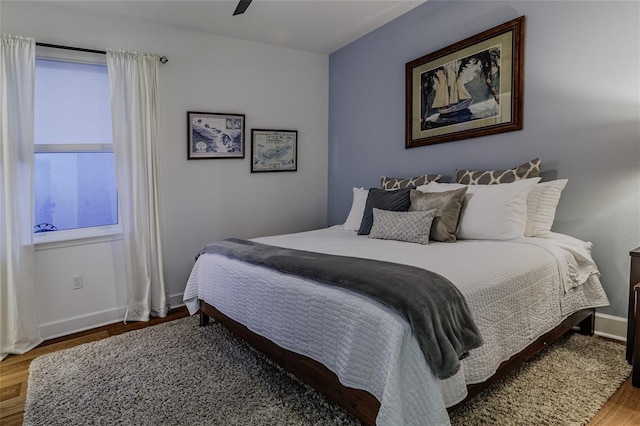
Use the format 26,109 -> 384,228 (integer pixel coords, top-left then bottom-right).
168,292 -> 185,309
594,313 -> 627,342
38,307 -> 128,340
39,292 -> 186,340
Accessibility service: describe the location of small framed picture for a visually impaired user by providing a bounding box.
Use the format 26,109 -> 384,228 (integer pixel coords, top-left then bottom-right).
251,129 -> 298,172
187,111 -> 245,159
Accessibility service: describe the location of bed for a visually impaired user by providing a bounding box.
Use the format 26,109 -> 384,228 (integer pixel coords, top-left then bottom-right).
183,165 -> 609,425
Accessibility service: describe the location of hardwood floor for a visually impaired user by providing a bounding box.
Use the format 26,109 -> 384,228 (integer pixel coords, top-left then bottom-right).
1,309 -> 639,425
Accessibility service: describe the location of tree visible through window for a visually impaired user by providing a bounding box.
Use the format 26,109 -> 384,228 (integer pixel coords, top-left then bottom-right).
34,58 -> 118,234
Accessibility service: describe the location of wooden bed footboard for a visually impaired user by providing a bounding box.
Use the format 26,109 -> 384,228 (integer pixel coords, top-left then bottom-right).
199,300 -> 595,425
199,301 -> 380,425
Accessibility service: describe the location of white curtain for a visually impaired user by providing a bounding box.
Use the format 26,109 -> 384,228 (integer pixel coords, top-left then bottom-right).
107,50 -> 168,322
0,34 -> 43,360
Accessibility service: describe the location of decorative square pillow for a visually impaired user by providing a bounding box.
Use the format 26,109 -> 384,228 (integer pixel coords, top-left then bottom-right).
420,179 -> 541,240
524,179 -> 568,238
410,187 -> 468,242
368,208 -> 436,245
357,187 -> 413,235
343,187 -> 369,231
455,158 -> 541,185
381,173 -> 441,190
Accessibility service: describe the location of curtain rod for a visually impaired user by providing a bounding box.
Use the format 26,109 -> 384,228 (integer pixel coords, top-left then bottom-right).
35,42 -> 168,64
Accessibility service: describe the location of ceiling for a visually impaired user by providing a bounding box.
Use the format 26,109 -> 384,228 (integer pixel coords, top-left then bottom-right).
44,0 -> 426,54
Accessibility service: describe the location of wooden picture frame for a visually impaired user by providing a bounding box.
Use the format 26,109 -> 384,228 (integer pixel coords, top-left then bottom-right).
405,16 -> 525,148
251,129 -> 298,172
187,111 -> 245,159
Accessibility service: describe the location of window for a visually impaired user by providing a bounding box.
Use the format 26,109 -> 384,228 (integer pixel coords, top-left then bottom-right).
34,55 -> 119,242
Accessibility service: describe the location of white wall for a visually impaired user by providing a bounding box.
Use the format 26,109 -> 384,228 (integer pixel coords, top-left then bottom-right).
2,1 -> 329,338
34,237 -> 128,337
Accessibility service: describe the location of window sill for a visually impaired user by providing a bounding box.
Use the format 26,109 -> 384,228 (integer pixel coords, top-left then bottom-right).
34,225 -> 123,251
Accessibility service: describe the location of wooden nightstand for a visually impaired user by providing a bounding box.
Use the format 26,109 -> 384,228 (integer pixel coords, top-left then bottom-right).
627,247 -> 640,387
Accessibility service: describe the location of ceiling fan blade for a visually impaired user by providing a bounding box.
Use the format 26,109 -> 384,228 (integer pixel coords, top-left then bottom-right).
233,0 -> 253,16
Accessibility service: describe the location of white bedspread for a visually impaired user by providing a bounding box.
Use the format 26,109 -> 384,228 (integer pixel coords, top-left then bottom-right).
183,226 -> 609,426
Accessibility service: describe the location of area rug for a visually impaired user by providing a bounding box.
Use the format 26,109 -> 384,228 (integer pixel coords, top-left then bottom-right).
24,316 -> 630,426
448,332 -> 631,426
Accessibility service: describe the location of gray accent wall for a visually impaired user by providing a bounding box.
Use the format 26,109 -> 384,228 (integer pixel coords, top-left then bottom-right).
328,1 -> 640,318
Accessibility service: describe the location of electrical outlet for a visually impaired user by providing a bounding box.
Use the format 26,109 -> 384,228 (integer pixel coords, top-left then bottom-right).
73,275 -> 83,290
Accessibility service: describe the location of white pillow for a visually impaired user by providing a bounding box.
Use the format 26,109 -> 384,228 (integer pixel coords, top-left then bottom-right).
524,179 -> 568,238
417,182 -> 466,193
420,179 -> 541,240
343,187 -> 369,231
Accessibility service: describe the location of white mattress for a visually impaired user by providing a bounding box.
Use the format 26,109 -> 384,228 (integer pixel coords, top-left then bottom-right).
183,226 -> 609,426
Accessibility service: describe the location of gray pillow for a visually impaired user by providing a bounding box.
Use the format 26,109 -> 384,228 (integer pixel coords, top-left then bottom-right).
381,173 -> 441,190
409,187 -> 468,242
455,158 -> 541,185
357,187 -> 412,235
368,208 -> 435,245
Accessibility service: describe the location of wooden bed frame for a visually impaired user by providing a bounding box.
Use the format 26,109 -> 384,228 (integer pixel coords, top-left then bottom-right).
199,300 -> 595,426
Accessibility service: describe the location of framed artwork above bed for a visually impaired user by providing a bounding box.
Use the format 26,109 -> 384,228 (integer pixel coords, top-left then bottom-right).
405,16 -> 525,148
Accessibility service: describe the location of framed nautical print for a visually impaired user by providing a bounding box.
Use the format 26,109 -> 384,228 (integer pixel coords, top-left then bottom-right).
187,111 -> 245,159
405,16 -> 525,148
251,129 -> 297,172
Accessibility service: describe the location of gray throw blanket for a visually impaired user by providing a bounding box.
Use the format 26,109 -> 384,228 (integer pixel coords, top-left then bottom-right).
197,238 -> 483,379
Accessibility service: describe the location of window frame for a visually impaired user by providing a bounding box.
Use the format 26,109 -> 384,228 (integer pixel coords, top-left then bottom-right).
33,47 -> 121,247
